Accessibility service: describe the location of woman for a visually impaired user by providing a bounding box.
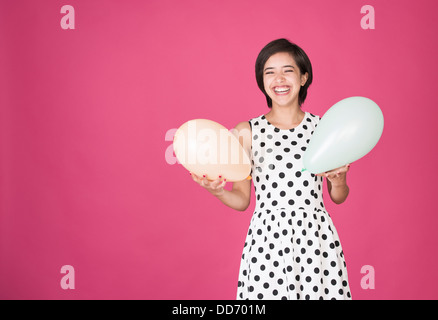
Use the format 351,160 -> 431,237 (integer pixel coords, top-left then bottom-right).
191,39 -> 351,300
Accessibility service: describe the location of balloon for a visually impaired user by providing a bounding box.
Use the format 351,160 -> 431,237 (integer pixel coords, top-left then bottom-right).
302,96 -> 384,174
173,119 -> 251,182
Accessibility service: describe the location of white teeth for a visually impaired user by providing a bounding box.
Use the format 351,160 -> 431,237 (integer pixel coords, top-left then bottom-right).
274,87 -> 290,93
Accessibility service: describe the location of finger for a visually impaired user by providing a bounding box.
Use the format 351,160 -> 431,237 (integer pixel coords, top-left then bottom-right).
335,164 -> 350,173
219,178 -> 227,189
193,173 -> 203,184
315,172 -> 325,176
200,174 -> 208,187
326,166 -> 347,175
190,172 -> 199,182
326,172 -> 337,180
334,167 -> 348,175
210,176 -> 223,189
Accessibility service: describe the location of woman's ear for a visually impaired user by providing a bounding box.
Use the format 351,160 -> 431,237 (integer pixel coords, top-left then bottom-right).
301,72 -> 309,86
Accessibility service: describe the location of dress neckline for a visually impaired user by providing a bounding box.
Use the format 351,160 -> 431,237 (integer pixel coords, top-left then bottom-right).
262,112 -> 308,132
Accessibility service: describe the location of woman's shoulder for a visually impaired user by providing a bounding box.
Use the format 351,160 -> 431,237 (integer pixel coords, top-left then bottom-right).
307,111 -> 321,120
233,120 -> 251,133
234,114 -> 263,130
231,120 -> 252,153
247,114 -> 264,125
306,112 -> 321,127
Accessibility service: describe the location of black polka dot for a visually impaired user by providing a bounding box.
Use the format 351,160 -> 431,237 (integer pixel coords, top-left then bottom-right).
237,114 -> 350,300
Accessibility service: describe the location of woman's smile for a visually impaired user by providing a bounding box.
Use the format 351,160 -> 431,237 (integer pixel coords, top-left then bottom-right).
263,52 -> 307,107
272,86 -> 291,95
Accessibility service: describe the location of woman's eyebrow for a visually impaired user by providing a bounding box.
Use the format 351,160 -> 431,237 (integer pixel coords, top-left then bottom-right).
264,65 -> 295,72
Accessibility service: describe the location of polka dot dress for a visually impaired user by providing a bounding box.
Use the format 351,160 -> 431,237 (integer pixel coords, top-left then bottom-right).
236,112 -> 351,300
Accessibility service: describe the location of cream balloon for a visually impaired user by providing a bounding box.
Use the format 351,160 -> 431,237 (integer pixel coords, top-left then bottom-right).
302,96 -> 384,174
173,119 -> 251,182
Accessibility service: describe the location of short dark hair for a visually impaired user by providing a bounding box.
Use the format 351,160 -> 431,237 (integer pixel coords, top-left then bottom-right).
255,38 -> 313,108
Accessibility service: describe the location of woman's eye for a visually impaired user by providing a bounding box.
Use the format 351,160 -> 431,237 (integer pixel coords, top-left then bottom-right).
285,69 -> 294,73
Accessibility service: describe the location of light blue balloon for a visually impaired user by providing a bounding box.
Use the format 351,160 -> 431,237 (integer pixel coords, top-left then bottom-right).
302,96 -> 384,174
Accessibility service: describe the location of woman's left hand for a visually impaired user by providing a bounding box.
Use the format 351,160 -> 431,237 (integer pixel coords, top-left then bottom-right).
316,164 -> 350,186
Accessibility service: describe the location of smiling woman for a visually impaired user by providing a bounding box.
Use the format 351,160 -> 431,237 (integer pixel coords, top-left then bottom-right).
262,53 -> 309,117
255,38 -> 313,108
191,38 -> 352,300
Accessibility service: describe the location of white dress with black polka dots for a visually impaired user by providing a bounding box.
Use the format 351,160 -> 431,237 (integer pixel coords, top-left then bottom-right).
236,112 -> 351,300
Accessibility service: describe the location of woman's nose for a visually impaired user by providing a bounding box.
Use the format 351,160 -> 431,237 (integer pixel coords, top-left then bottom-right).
275,74 -> 285,82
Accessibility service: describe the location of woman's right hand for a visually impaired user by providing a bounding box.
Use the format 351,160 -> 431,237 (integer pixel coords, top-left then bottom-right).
190,172 -> 227,197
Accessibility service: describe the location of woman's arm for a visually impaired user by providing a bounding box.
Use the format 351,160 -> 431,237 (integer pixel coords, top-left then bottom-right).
190,121 -> 252,211
191,174 -> 251,211
317,164 -> 350,205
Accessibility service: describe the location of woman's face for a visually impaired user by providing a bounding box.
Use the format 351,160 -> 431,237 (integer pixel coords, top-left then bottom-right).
263,52 -> 308,108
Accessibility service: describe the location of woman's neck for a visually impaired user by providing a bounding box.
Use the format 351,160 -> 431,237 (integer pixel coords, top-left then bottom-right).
265,104 -> 305,129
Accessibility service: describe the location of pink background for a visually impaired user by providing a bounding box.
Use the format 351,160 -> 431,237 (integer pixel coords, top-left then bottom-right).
1,0 -> 438,300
